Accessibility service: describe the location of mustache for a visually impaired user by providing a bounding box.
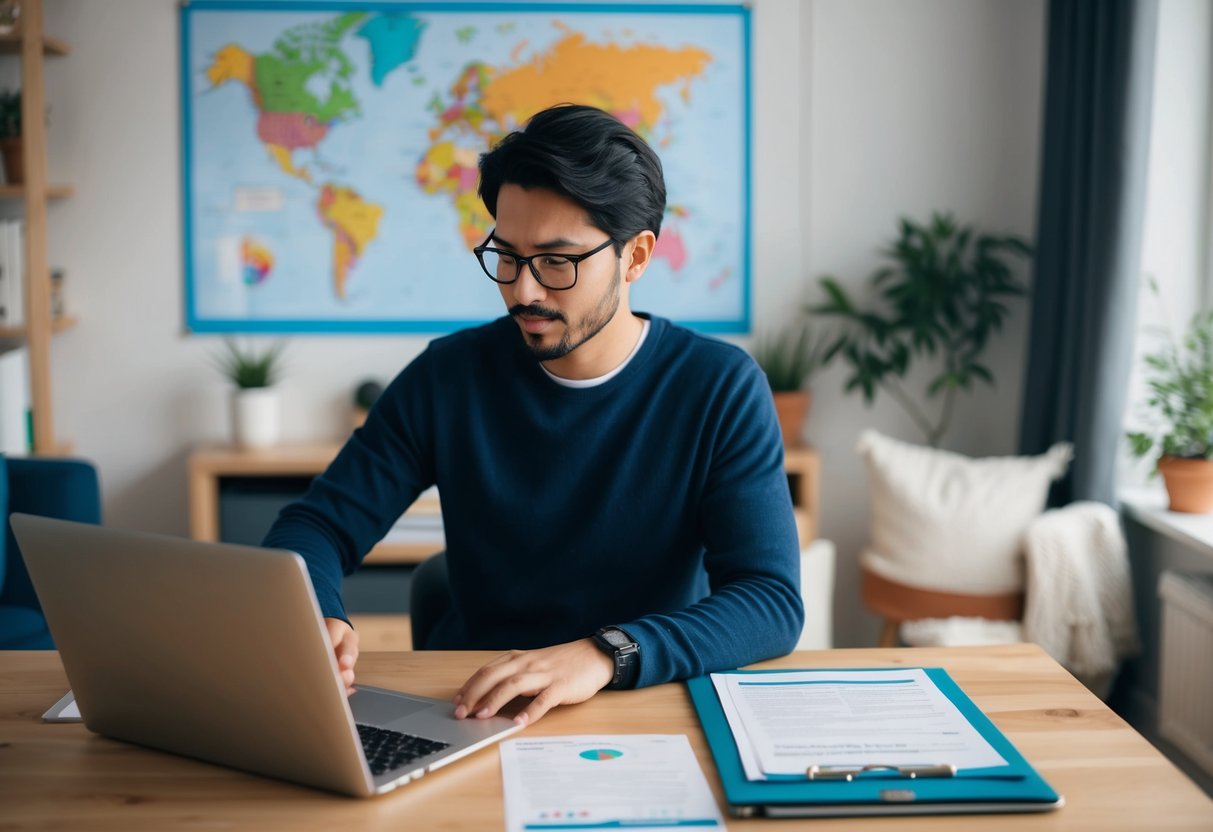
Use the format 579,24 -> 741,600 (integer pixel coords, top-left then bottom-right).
510,304 -> 567,324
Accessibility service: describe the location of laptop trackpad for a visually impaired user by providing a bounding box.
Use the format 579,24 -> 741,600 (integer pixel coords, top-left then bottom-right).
349,687 -> 436,724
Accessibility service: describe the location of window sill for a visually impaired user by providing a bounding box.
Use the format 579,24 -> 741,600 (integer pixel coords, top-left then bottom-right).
1119,485 -> 1213,561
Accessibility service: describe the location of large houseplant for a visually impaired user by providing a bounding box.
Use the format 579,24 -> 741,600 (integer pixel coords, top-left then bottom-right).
751,322 -> 829,446
810,212 -> 1032,447
213,339 -> 287,449
1127,310 -> 1213,512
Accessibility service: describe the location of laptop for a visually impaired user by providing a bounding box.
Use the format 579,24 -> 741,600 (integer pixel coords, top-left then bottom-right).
10,513 -> 521,797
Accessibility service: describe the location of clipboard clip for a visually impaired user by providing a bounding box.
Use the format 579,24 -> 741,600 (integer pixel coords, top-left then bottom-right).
806,763 -> 958,782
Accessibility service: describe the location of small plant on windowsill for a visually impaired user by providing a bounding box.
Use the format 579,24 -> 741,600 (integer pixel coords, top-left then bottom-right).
212,339 -> 287,449
751,322 -> 830,447
1127,309 -> 1213,513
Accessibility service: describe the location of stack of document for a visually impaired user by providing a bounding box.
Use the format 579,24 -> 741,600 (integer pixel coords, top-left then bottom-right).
689,667 -> 1063,817
709,668 -> 1007,780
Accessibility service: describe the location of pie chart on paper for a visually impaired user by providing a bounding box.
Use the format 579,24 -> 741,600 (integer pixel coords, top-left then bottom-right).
578,748 -> 624,761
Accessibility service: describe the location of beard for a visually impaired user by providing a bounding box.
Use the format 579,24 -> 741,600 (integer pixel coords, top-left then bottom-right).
511,263 -> 622,362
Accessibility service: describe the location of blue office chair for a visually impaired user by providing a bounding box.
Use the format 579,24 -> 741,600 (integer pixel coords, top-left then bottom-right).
0,455 -> 102,649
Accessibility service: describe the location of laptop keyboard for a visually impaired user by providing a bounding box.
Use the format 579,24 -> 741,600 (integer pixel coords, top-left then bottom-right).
356,723 -> 451,776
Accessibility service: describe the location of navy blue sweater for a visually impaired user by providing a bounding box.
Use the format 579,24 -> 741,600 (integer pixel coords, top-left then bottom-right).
263,314 -> 803,687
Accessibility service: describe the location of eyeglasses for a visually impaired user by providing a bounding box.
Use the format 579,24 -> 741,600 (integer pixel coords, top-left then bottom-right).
473,229 -> 615,291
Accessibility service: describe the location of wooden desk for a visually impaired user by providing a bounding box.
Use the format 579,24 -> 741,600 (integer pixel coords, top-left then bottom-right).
1,645 -> 1209,830
188,444 -> 822,561
188,444 -> 441,565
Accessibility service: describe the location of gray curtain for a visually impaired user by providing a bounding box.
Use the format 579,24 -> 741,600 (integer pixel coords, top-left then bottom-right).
1019,0 -> 1159,506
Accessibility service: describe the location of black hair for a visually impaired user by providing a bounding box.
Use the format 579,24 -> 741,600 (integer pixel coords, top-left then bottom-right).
478,104 -> 666,249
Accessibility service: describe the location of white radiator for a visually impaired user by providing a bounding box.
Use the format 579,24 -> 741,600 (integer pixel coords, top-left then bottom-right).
1158,571 -> 1213,777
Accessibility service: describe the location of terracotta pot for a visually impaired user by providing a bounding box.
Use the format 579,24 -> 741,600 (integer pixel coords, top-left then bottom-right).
1158,456 -> 1213,513
772,390 -> 812,447
0,137 -> 22,185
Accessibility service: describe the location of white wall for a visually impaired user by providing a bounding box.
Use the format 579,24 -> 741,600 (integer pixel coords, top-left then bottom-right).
801,0 -> 1045,644
42,0 -> 1045,647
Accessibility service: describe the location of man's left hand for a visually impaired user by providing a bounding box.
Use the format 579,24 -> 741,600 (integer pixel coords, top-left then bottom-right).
452,638 -> 615,727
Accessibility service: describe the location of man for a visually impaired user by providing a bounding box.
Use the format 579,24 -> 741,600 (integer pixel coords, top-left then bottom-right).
263,104 -> 803,727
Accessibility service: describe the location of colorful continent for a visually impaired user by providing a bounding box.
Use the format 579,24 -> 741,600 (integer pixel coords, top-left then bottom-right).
241,237 -> 274,286
317,185 -> 384,299
422,31 -> 712,249
205,12 -> 406,299
356,13 -> 427,86
480,32 -> 711,137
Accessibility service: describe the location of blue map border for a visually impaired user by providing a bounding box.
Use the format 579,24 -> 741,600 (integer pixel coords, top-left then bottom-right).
180,0 -> 752,335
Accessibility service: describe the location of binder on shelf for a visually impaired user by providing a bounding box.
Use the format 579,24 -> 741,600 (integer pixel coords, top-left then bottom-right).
687,668 -> 1063,818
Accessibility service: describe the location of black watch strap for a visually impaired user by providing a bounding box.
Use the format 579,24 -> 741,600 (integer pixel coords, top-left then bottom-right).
591,626 -> 640,690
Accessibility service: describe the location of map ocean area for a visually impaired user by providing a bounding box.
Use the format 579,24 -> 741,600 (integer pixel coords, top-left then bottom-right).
184,4 -> 749,332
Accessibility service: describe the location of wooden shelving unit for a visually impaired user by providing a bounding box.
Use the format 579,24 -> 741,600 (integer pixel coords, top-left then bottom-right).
0,183 -> 72,199
1,0 -> 72,455
0,313 -> 76,340
188,443 -> 444,565
0,30 -> 68,56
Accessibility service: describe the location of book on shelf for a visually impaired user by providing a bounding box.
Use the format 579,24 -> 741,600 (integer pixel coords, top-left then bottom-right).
382,487 -> 445,545
0,346 -> 31,454
0,219 -> 24,327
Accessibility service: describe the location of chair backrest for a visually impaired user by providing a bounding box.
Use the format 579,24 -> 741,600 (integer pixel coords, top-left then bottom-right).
2,456 -> 102,610
862,567 -> 1025,648
408,550 -> 450,650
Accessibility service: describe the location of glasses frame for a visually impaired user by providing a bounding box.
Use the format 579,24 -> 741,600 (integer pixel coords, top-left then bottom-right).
473,229 -> 616,291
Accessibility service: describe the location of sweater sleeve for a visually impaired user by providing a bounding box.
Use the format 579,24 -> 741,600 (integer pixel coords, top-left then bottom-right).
261,357 -> 436,622
619,361 -> 805,687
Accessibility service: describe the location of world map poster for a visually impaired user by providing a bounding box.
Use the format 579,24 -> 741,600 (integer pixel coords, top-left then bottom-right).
181,2 -> 751,333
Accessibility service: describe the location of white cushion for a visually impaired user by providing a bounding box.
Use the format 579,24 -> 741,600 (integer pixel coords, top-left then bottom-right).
856,430 -> 1072,595
900,617 -> 1024,646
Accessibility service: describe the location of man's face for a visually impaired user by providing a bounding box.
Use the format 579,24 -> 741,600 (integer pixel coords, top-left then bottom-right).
491,184 -> 624,361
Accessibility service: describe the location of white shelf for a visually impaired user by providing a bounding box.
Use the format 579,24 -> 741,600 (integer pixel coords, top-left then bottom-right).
1120,486 -> 1213,562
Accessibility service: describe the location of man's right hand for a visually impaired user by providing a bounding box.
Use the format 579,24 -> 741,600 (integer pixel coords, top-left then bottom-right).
325,617 -> 360,696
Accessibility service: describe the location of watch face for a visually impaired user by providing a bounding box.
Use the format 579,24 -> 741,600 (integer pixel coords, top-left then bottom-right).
600,628 -> 631,648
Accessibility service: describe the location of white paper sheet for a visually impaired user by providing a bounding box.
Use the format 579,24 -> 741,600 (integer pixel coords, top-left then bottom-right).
500,735 -> 726,831
710,669 -> 1007,780
41,690 -> 81,722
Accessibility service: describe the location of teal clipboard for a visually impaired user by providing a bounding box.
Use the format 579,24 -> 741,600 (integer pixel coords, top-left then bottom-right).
687,667 -> 1064,818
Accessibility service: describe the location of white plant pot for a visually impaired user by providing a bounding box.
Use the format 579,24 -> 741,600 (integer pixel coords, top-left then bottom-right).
232,387 -> 282,449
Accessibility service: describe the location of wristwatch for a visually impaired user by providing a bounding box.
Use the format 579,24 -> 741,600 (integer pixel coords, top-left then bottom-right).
591,626 -> 640,690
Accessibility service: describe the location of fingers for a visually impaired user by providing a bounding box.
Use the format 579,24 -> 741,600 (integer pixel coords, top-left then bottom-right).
515,690 -> 558,727
325,618 -> 360,696
453,651 -> 526,719
460,671 -> 546,720
452,639 -> 615,726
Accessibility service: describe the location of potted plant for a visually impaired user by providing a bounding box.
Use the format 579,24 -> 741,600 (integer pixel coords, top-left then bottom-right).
1127,310 -> 1213,513
751,322 -> 829,446
213,339 -> 286,449
0,89 -> 21,184
809,212 -> 1032,447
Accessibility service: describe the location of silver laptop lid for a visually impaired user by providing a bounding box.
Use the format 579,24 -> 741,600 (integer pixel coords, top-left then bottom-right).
11,514 -> 374,796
